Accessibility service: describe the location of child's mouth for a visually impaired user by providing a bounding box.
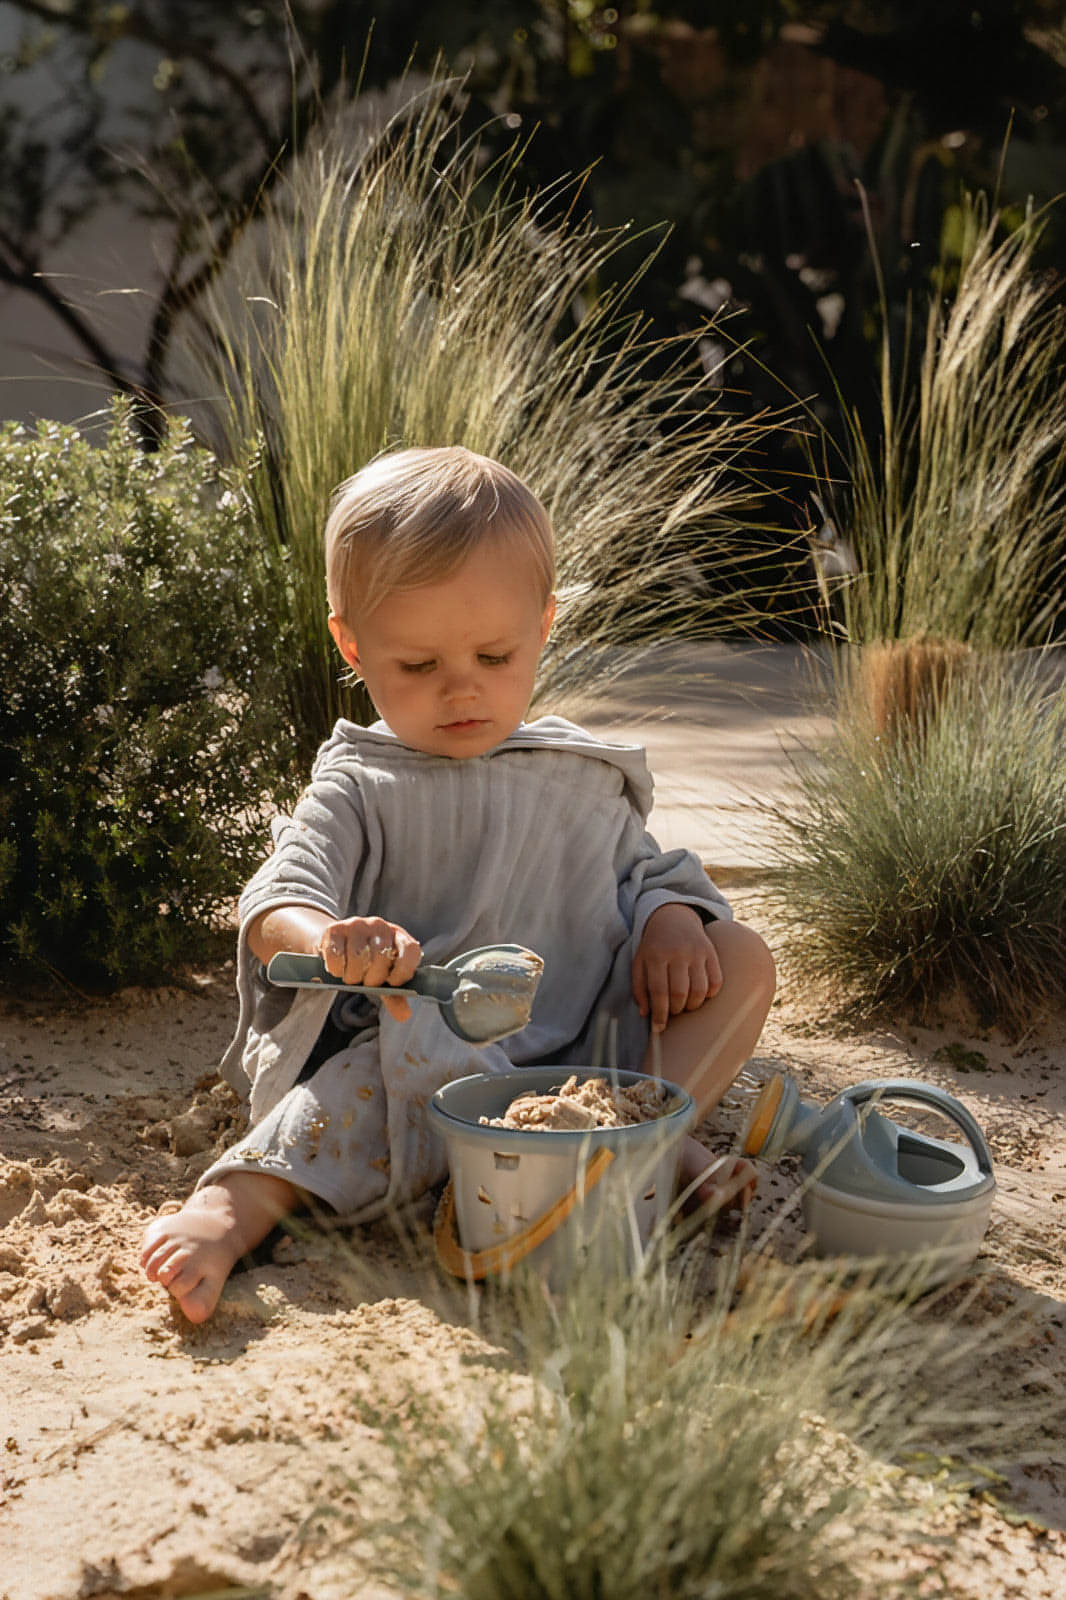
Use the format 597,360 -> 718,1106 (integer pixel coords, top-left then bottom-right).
440,719 -> 488,732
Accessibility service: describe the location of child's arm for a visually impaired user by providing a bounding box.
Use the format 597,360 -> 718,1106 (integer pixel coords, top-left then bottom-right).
247,904 -> 422,1023
632,902 -> 722,1035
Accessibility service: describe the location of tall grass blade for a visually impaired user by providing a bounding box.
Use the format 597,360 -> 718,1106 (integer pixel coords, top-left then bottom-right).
816,194 -> 1066,653
190,78 -> 802,768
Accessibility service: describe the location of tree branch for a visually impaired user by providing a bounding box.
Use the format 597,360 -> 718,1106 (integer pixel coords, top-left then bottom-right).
0,225 -> 165,424
9,0 -> 279,157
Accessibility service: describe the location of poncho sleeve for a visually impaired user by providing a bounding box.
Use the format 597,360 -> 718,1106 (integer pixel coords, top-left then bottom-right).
617,825 -> 733,949
239,749 -> 370,930
219,748 -> 371,1108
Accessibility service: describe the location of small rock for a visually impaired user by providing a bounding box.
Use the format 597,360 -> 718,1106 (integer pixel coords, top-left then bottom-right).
10,1317 -> 50,1344
19,1191 -> 48,1226
17,1282 -> 46,1315
169,1110 -> 214,1158
45,1275 -> 93,1320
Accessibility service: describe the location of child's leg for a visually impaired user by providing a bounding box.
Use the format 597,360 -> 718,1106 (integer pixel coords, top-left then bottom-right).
141,1172 -> 299,1325
640,919 -> 776,1209
141,1033 -> 393,1323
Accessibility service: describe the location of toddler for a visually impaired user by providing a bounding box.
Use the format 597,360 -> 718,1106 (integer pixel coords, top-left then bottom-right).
141,446 -> 775,1322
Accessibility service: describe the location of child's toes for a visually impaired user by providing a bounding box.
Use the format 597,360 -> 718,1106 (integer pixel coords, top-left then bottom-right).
710,1155 -> 758,1210
679,1144 -> 758,1215
165,1261 -> 224,1324
142,1238 -> 182,1280
140,1217 -> 177,1267
153,1248 -> 191,1287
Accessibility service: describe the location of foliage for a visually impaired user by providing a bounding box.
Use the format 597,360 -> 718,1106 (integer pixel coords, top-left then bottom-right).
0,401 -> 296,987
327,1224 -> 1055,1598
195,82 -> 799,762
5,0 -> 1066,492
764,651 -> 1066,1031
814,195 -> 1066,652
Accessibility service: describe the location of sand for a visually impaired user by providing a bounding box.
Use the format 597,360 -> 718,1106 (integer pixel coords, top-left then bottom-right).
480,1072 -> 669,1130
1,900 -> 1064,1599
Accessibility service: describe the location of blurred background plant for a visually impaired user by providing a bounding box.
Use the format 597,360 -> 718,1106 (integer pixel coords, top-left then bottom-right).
812,192 -> 1066,715
0,400 -> 297,988
4,2 -> 1066,609
5,3 -> 1066,1003
193,79 -> 802,764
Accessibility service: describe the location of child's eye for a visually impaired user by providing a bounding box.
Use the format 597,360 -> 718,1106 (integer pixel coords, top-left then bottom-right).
478,653 -> 511,667
400,660 -> 436,674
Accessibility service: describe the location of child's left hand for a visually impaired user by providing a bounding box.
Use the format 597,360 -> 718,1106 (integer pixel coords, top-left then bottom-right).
633,903 -> 722,1034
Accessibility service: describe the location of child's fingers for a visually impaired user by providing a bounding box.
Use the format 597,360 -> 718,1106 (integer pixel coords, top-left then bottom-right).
363,933 -> 421,993
683,959 -> 710,1012
319,921 -> 372,984
388,928 -> 422,986
648,959 -> 688,1032
360,923 -> 406,987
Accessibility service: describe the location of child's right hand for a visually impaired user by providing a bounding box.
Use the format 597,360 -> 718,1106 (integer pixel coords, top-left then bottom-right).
317,916 -> 422,1022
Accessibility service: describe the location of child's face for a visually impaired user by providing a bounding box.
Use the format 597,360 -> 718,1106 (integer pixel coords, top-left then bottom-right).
329,541 -> 555,759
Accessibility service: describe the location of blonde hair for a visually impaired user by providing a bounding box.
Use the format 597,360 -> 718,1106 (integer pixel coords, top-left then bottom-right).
325,446 -> 555,621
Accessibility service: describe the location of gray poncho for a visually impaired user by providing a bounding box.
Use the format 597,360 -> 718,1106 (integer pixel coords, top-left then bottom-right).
214,715 -> 730,1216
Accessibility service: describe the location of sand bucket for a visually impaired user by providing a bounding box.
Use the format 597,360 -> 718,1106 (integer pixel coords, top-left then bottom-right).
428,1067 -> 696,1285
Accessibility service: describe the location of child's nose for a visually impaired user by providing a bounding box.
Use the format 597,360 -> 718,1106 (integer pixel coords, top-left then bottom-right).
441,666 -> 478,700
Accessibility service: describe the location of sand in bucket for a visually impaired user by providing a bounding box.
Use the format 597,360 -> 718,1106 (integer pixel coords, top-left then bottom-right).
428,1067 -> 696,1288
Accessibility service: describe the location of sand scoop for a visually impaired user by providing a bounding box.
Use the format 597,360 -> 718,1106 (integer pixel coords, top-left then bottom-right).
266,944 -> 544,1045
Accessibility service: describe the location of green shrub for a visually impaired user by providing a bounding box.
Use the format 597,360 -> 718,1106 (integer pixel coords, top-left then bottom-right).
0,402 -> 297,987
765,653 -> 1066,1030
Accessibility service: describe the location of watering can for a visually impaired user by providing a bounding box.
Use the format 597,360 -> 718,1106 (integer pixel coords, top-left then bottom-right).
741,1075 -> 996,1281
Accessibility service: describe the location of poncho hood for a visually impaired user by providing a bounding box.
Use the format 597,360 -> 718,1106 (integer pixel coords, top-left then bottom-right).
322,714 -> 655,818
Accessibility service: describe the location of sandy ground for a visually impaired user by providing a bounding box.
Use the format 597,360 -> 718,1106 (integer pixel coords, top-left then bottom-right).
3,649 -> 1065,1599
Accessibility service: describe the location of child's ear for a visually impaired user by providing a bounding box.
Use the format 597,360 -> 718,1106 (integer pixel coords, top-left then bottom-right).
539,594 -> 556,645
328,613 -> 361,673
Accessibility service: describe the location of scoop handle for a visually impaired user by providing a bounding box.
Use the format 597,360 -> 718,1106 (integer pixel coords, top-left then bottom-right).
265,951 -> 455,1001
841,1080 -> 994,1176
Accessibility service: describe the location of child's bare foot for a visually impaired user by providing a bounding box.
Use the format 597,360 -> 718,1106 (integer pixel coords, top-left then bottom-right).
140,1173 -> 298,1324
678,1135 -> 757,1215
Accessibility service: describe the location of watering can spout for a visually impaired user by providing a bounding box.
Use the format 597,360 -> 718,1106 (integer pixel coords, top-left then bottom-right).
741,1074 -> 823,1163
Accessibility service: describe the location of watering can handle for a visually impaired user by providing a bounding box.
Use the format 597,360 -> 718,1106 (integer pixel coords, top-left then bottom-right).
841,1081 -> 994,1176
434,1148 -> 616,1281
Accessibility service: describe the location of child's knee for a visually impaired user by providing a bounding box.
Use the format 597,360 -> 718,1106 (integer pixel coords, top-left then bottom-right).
707,919 -> 776,1005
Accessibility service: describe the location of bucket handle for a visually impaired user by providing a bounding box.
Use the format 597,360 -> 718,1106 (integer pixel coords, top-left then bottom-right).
841,1081 -> 994,1176
434,1147 -> 616,1280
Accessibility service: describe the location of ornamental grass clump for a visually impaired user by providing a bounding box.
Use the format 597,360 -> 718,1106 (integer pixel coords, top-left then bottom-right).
816,193 -> 1066,660
195,79 -> 796,765
765,653 -> 1066,1031
0,401 -> 296,987
324,1234 -> 1055,1600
